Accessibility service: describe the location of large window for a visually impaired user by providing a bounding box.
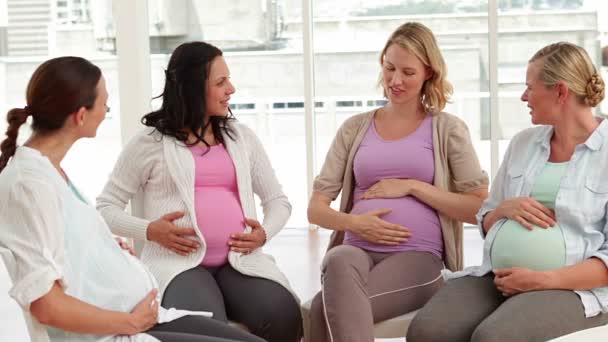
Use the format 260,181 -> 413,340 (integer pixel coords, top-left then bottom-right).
0,0 -> 121,202
2,0 -> 606,229
496,2 -> 605,163
311,0 -> 491,181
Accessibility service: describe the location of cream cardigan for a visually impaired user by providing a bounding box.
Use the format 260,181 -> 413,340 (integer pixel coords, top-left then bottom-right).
96,122 -> 297,301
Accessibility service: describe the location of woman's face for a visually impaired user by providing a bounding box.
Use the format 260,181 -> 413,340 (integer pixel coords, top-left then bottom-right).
381,44 -> 430,106
82,76 -> 109,138
521,60 -> 558,125
205,56 -> 236,117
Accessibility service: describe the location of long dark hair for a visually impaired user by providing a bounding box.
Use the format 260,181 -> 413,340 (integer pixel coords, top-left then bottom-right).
142,41 -> 235,148
0,56 -> 101,173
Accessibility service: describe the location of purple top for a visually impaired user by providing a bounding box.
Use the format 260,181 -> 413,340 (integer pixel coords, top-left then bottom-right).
344,115 -> 444,258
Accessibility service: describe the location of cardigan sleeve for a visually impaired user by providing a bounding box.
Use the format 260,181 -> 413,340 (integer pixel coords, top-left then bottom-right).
312,116 -> 358,200
3,180 -> 67,311
96,130 -> 156,241
245,126 -> 291,241
446,117 -> 489,193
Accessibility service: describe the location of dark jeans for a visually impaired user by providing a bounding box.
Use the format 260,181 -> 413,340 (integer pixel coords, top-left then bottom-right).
161,263 -> 302,342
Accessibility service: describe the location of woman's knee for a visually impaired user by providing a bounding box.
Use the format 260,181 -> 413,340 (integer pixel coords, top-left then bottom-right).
253,297 -> 302,342
407,313 -> 452,342
321,245 -> 369,275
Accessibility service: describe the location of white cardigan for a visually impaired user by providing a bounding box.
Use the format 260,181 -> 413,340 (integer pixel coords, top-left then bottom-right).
96,122 -> 297,301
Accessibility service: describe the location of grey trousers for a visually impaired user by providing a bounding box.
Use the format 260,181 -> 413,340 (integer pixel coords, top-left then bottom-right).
161,263 -> 302,342
407,274 -> 608,342
309,245 -> 444,342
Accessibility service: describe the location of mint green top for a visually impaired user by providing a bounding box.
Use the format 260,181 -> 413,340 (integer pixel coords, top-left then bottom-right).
490,162 -> 568,271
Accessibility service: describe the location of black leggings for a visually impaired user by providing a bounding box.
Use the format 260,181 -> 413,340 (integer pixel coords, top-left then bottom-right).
161,264 -> 303,342
148,315 -> 264,342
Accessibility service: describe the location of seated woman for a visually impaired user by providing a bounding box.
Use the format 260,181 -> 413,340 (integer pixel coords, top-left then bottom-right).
407,42 -> 608,342
96,41 -> 302,342
306,22 -> 488,342
0,57 -> 264,342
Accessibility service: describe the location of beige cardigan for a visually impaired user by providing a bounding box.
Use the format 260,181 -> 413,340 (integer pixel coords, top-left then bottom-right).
313,109 -> 488,271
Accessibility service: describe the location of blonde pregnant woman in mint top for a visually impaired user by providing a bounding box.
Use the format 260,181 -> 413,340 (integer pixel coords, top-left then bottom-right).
407,42 -> 608,342
490,161 -> 567,271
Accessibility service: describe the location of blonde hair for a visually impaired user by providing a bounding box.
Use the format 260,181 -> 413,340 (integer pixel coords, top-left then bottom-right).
530,42 -> 605,107
379,22 -> 453,111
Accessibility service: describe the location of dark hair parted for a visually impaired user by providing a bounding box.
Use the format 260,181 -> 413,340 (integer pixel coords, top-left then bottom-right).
142,41 -> 235,148
0,56 -> 101,172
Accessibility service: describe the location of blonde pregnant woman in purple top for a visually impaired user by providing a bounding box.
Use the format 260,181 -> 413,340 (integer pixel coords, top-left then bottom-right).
306,22 -> 489,342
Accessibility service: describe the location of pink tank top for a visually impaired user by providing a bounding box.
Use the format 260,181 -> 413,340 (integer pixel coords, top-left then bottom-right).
189,144 -> 246,267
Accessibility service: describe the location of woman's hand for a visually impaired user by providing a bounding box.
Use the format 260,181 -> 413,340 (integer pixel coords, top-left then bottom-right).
126,289 -> 159,335
350,208 -> 411,245
115,237 -> 136,256
229,218 -> 267,255
493,267 -> 552,296
147,211 -> 200,256
361,179 -> 415,200
494,197 -> 556,230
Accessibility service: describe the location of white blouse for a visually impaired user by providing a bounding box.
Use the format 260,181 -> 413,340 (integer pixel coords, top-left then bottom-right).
0,147 -> 208,342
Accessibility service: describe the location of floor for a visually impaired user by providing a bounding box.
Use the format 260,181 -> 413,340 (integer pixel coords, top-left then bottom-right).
0,228 -> 485,341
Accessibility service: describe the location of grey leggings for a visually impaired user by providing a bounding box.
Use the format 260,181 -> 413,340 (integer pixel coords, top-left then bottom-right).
161,263 -> 302,342
407,274 -> 608,342
309,245 -> 444,342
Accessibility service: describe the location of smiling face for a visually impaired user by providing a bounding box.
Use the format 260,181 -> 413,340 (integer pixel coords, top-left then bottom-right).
205,56 -> 235,117
521,59 -> 559,125
381,44 -> 429,106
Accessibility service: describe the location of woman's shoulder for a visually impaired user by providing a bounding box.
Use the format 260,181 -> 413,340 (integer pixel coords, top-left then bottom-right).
341,110 -> 374,129
122,127 -> 165,154
433,111 -> 469,131
510,125 -> 550,145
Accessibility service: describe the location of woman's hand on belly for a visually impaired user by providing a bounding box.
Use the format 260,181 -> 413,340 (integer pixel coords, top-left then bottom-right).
494,197 -> 556,230
115,237 -> 136,256
228,218 -> 267,255
493,267 -> 551,296
126,289 -> 159,335
350,208 -> 412,245
147,211 -> 200,256
361,179 -> 414,200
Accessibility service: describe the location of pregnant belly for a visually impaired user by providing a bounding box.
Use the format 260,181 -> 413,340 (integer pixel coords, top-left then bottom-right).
347,196 -> 442,253
194,189 -> 245,250
491,219 -> 566,271
350,197 -> 440,229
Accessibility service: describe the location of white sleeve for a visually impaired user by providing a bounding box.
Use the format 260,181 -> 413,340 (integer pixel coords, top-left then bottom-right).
246,128 -> 292,241
96,132 -> 154,241
1,181 -> 67,311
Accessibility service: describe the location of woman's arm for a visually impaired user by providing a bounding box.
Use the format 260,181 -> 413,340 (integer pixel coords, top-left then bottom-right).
247,128 -> 292,241
96,132 -> 199,255
30,282 -> 158,336
360,178 -> 487,225
308,192 -> 410,245
96,132 -> 154,241
307,192 -> 357,231
494,258 -> 608,296
409,182 -> 487,225
546,258 -> 608,290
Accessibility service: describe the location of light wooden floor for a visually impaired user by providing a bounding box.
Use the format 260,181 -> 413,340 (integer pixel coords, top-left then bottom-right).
0,228 -> 484,341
